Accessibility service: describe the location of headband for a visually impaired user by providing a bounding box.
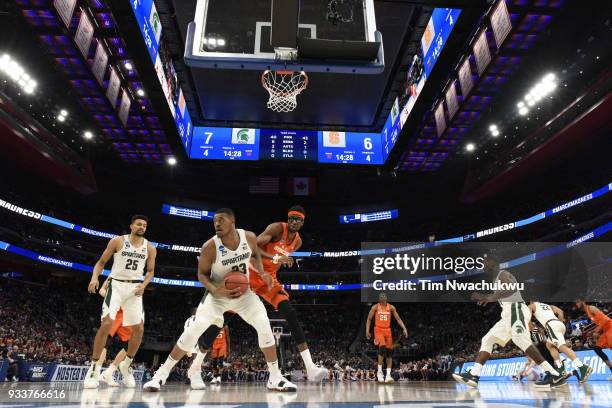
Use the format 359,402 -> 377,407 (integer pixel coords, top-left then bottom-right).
288,211 -> 305,220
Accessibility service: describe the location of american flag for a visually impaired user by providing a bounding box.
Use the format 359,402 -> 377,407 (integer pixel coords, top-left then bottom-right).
249,177 -> 279,194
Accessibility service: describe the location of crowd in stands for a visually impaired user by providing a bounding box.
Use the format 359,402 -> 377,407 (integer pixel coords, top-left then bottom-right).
1,276 -> 609,383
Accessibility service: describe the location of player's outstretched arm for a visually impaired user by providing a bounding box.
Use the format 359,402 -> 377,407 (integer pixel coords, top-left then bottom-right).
89,237 -> 120,293
391,305 -> 409,337
247,231 -> 273,288
257,223 -> 289,263
135,244 -> 157,296
365,305 -> 376,339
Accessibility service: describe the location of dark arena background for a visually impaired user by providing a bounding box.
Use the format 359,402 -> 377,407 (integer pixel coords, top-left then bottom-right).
0,0 -> 610,407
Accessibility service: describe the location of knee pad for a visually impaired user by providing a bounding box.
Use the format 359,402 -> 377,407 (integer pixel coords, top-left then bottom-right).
249,314 -> 275,348
278,300 -> 306,345
198,325 -> 223,350
177,315 -> 214,352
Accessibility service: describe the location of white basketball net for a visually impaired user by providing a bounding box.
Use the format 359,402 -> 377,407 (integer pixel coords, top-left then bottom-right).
261,70 -> 308,113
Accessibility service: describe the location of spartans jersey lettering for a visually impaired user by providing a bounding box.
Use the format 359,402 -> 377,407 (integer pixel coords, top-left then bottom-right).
110,235 -> 148,280
532,302 -> 557,325
210,229 -> 252,284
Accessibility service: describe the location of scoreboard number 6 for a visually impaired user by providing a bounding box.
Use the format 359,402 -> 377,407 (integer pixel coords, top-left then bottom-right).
364,137 -> 373,150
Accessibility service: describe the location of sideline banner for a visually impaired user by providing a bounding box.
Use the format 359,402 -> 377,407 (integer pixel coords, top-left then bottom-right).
50,364 -> 144,382
457,349 -> 612,381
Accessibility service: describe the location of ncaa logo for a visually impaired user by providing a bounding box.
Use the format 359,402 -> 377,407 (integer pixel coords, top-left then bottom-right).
219,245 -> 227,256
125,242 -> 130,248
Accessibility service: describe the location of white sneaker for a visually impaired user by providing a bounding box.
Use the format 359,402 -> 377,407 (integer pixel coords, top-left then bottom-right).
83,366 -> 99,389
210,376 -> 220,384
188,369 -> 206,390
307,366 -> 328,382
267,376 -> 298,392
143,374 -> 166,392
385,375 -> 394,383
99,369 -> 119,387
377,372 -> 384,383
118,361 -> 135,388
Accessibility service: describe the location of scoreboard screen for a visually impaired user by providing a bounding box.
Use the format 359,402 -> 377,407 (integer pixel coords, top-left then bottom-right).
339,209 -> 399,224
317,131 -> 383,165
260,129 -> 317,161
190,127 -> 259,161
161,204 -> 214,220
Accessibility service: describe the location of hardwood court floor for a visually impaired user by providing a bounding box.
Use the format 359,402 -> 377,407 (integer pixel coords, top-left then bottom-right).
0,380 -> 610,407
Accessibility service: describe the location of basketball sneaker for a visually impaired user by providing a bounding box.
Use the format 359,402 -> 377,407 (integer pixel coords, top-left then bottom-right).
83,364 -> 100,389
578,365 -> 593,384
385,375 -> 394,383
118,360 -> 135,388
143,369 -> 168,392
267,376 -> 298,392
377,371 -> 384,383
307,366 -> 328,382
187,369 -> 206,390
99,368 -> 119,387
452,370 -> 479,388
535,372 -> 567,388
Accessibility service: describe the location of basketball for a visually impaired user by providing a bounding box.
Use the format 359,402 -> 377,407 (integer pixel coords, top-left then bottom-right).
224,272 -> 249,295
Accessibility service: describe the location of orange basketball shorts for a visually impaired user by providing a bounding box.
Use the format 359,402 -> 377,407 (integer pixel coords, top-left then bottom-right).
374,327 -> 393,349
250,270 -> 289,309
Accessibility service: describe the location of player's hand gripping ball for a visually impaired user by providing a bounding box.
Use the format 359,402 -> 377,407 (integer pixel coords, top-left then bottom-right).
224,272 -> 249,296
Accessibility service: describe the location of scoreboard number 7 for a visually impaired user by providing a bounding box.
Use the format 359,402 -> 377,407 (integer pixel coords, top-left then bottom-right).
205,132 -> 213,144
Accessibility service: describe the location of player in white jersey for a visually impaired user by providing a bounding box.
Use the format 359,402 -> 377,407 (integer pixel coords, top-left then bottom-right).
529,301 -> 593,382
144,208 -> 297,392
452,256 -> 567,389
84,215 -> 157,389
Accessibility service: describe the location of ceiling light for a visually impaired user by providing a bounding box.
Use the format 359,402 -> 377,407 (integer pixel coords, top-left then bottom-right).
83,131 -> 94,140
489,124 -> 498,132
60,109 -> 68,116
167,157 -> 177,166
517,101 -> 525,108
217,38 -> 226,46
136,89 -> 145,97
124,61 -> 133,70
57,115 -> 65,122
491,129 -> 500,137
519,107 -> 529,115
465,143 -> 475,152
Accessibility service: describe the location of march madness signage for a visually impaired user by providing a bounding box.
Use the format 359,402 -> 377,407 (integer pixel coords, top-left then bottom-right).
457,349 -> 612,382
50,365 -> 144,382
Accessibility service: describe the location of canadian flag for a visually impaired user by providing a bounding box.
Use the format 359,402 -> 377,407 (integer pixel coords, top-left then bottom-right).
288,177 -> 316,196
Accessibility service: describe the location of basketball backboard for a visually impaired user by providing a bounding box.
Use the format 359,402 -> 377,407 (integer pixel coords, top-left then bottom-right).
184,0 -> 384,74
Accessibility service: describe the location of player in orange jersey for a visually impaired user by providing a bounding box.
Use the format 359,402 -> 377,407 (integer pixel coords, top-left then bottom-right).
366,293 -> 408,383
249,205 -> 328,382
97,278 -> 134,387
210,325 -> 230,384
193,206 -> 327,382
576,300 -> 612,377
